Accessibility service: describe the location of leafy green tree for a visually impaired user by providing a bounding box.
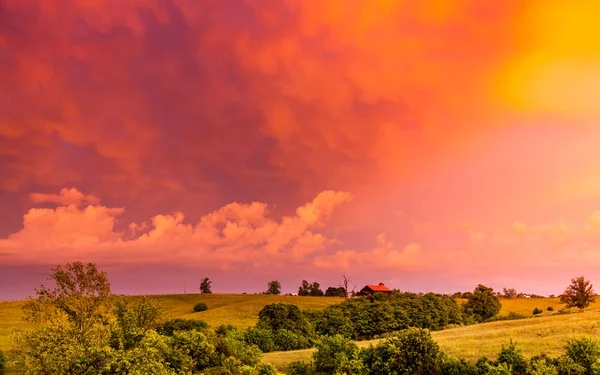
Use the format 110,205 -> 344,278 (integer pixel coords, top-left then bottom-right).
112,296 -> 164,350
22,261 -> 112,335
298,280 -> 324,296
325,286 -> 347,297
266,280 -> 281,295
464,284 -> 501,322
363,327 -> 443,375
561,276 -> 595,311
313,335 -> 365,374
257,304 -> 314,337
200,277 -> 212,294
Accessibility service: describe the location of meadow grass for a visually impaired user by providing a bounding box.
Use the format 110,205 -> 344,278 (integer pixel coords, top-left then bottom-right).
4,294 -> 600,372
263,310 -> 600,370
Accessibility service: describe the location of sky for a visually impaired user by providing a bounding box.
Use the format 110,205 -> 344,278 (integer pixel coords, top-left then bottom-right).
2,1 -> 600,299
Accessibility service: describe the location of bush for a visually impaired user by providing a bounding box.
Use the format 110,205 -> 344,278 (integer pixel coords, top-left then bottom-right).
564,337 -> 600,374
286,361 -> 315,375
441,356 -> 479,375
194,302 -> 208,312
313,335 -> 362,374
243,327 -> 276,352
526,358 -> 558,375
497,340 -> 526,374
364,328 -> 443,375
547,306 -> 554,311
533,308 -> 543,315
156,318 -> 209,336
0,349 -> 5,371
485,362 -> 513,375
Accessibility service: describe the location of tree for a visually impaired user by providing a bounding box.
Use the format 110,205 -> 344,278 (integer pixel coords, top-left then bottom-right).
297,280 -> 324,296
561,276 -> 595,311
502,288 -> 517,299
266,280 -> 281,295
200,277 -> 212,294
464,284 -> 501,322
22,261 -> 112,335
325,286 -> 347,297
341,273 -> 356,299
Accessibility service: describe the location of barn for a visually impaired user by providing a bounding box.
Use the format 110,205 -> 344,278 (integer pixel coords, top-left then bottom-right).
357,282 -> 393,296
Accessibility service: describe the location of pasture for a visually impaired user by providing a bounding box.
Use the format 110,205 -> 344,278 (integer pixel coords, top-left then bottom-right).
264,311 -> 600,370
2,294 -> 598,372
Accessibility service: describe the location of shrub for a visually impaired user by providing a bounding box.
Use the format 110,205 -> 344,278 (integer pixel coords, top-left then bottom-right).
533,308 -> 543,315
564,337 -> 600,374
286,361 -> 315,375
255,363 -> 278,375
156,318 -> 209,336
313,335 -> 362,374
555,356 -> 586,375
243,327 -> 276,352
547,306 -> 554,311
0,349 -> 5,371
441,356 -> 479,375
497,340 -> 526,374
364,328 -> 443,375
194,302 -> 208,312
526,358 -> 558,375
257,304 -> 315,338
485,362 -> 513,375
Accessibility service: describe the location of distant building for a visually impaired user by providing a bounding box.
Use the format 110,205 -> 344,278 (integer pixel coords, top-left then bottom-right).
358,282 -> 393,296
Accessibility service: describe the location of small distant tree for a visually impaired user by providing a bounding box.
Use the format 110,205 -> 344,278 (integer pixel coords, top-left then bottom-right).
266,280 -> 281,295
200,277 -> 212,294
341,273 -> 356,299
502,288 -> 517,299
298,280 -> 324,296
561,276 -> 595,311
325,287 -> 347,297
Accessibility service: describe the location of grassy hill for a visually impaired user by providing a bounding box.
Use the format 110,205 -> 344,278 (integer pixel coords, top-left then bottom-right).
264,310 -> 600,370
4,294 -> 600,372
0,294 -> 343,352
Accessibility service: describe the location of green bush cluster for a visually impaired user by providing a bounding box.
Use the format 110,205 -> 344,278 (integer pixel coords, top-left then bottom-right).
193,302 -> 208,312
307,292 -> 466,340
243,304 -> 317,352
533,307 -> 543,315
286,330 -> 600,375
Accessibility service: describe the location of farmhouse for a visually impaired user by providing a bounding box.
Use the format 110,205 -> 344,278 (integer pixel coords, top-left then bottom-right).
358,282 -> 393,296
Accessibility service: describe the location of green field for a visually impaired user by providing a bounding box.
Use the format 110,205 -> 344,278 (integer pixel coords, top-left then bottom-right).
2,294 -> 599,372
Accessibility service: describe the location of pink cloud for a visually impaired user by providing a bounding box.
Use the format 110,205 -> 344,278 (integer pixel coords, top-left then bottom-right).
0,189 -> 353,269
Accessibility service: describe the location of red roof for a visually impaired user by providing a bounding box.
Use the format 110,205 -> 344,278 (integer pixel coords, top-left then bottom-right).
365,283 -> 392,292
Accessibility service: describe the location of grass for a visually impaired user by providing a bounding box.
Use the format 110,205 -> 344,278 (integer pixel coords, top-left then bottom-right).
0,294 -> 343,353
264,310 -> 600,371
3,294 -> 599,372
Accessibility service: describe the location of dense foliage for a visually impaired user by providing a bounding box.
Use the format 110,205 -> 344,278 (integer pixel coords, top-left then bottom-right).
307,292 -> 466,340
464,285 -> 501,322
297,280 -> 324,296
13,262 -> 272,375
284,331 -> 600,375
324,287 -> 346,297
194,302 -> 208,312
